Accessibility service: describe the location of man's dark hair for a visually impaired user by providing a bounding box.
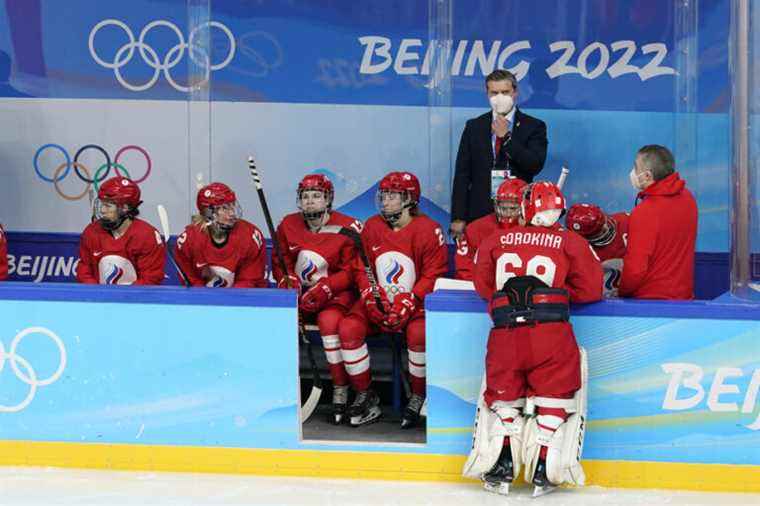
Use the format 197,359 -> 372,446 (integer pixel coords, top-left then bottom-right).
637,145 -> 675,181
485,69 -> 518,90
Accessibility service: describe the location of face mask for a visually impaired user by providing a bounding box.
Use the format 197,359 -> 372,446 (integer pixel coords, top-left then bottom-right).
629,168 -> 644,190
489,94 -> 514,115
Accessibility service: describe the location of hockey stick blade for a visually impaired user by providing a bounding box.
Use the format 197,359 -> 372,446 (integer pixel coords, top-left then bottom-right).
247,156 -> 323,422
157,204 -> 191,287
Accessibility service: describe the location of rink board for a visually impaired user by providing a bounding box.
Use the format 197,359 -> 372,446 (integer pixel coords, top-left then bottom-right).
0,284 -> 759,492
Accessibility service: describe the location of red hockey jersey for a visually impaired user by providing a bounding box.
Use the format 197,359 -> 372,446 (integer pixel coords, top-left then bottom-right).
77,218 -> 166,285
474,223 -> 603,303
274,211 -> 362,293
355,214 -> 448,303
455,213 -> 518,281
174,219 -> 267,288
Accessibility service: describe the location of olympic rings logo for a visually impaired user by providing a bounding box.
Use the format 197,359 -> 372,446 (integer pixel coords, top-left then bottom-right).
0,327 -> 67,413
89,19 -> 235,92
32,144 -> 152,201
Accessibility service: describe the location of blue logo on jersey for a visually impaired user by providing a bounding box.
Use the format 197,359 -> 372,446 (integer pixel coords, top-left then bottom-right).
105,265 -> 124,285
385,260 -> 405,285
300,259 -> 319,283
211,276 -> 228,288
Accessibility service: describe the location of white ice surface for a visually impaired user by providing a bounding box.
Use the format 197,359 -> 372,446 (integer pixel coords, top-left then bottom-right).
1,467 -> 759,506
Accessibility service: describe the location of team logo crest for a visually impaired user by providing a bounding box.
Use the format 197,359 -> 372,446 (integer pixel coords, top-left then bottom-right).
602,258 -> 623,297
376,252 -> 416,302
98,255 -> 137,285
202,265 -> 235,288
295,250 -> 328,287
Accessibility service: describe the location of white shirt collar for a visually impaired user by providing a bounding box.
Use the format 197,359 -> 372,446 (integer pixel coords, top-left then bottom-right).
492,107 -> 517,125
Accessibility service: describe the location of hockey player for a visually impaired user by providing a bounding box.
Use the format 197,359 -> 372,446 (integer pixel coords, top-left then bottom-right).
566,203 -> 629,297
0,223 -> 7,281
273,174 -> 363,424
464,181 -> 602,496
337,171 -> 448,428
77,176 -> 165,285
174,182 -> 267,288
455,178 -> 527,281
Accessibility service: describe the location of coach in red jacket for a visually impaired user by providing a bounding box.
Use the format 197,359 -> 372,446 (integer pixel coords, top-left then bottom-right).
619,145 -> 697,299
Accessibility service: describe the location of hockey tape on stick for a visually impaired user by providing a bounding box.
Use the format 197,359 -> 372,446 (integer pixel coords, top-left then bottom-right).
557,166 -> 569,190
247,156 -> 322,422
157,204 -> 191,287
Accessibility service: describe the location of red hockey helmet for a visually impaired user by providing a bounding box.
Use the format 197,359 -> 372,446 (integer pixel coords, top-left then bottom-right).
97,177 -> 141,208
566,203 -> 616,246
378,171 -> 421,203
297,174 -> 334,200
521,181 -> 566,227
566,203 -> 607,237
494,178 -> 527,223
297,174 -> 334,221
197,182 -> 237,212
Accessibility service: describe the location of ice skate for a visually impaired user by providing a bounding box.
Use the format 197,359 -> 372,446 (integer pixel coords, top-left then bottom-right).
349,389 -> 381,426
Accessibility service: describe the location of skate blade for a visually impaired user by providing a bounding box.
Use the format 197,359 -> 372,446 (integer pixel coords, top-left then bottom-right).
483,481 -> 510,496
349,407 -> 381,427
532,484 -> 557,498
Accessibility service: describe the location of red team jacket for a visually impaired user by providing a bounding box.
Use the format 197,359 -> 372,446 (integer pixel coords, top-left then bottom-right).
274,211 -> 362,294
620,172 -> 697,299
474,223 -> 603,303
455,213 -> 517,281
356,214 -> 448,304
77,218 -> 166,285
174,220 -> 267,288
0,224 -> 7,281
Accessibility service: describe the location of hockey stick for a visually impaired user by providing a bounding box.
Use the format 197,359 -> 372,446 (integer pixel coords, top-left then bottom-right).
557,165 -> 569,190
157,204 -> 191,287
321,225 -> 412,400
247,156 -> 322,423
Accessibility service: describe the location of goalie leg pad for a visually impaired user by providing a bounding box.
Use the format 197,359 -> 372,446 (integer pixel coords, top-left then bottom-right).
462,377 -> 525,479
523,347 -> 588,487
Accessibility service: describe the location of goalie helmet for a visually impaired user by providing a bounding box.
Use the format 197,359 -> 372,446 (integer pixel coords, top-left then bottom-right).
377,171 -> 420,225
196,182 -> 242,231
297,174 -> 334,221
521,181 -> 566,228
566,203 -> 617,247
494,178 -> 527,224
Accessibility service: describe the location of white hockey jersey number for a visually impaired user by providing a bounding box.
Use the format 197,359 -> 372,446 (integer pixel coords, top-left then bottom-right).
495,252 -> 557,289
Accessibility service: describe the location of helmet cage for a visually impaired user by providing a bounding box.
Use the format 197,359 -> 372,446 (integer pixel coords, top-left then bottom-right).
297,188 -> 333,221
376,189 -> 414,225
587,216 -> 617,247
201,201 -> 243,231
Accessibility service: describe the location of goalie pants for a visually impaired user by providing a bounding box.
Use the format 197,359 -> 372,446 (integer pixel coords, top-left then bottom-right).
485,321 -> 580,421
338,300 -> 426,395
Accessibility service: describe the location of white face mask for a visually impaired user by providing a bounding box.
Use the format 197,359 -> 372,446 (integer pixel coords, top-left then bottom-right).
489,94 -> 514,115
629,167 -> 645,190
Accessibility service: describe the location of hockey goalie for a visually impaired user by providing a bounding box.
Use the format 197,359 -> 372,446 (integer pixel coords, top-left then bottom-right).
463,181 -> 603,496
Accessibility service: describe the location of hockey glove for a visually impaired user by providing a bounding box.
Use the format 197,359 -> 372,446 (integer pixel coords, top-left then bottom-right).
361,286 -> 391,326
300,278 -> 333,313
277,274 -> 302,292
383,292 -> 418,330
